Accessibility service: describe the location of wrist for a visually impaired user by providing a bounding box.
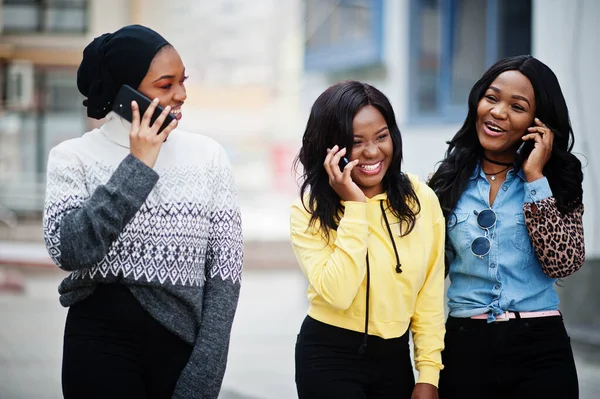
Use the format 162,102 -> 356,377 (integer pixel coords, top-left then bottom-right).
131,152 -> 156,169
342,191 -> 366,202
524,171 -> 544,182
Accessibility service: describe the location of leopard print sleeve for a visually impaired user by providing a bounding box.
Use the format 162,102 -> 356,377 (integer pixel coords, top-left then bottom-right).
523,197 -> 585,278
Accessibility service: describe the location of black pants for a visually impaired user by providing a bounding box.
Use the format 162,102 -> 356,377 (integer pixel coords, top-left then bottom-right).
62,284 -> 193,399
295,316 -> 415,399
439,315 -> 578,399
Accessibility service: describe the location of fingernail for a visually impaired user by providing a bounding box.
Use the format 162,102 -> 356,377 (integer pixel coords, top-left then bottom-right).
131,101 -> 137,107
153,98 -> 159,103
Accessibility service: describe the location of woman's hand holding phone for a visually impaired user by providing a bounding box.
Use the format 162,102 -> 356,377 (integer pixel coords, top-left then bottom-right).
129,98 -> 178,168
521,117 -> 554,182
323,145 -> 365,203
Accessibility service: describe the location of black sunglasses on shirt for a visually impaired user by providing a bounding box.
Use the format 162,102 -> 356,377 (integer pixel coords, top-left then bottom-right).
471,209 -> 497,259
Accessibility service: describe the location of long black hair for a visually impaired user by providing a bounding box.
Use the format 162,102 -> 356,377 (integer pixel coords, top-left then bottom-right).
294,80 -> 420,242
429,55 -> 583,222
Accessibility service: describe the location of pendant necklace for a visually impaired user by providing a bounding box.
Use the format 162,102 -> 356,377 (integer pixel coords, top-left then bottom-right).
484,165 -> 511,181
482,154 -> 513,181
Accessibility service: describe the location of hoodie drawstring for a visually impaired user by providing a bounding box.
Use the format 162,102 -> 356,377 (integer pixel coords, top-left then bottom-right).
380,200 -> 402,273
358,253 -> 371,355
359,200 -> 402,355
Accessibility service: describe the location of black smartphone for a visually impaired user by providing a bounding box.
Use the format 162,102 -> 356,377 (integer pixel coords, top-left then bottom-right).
513,121 -> 537,170
112,85 -> 176,133
338,157 -> 349,171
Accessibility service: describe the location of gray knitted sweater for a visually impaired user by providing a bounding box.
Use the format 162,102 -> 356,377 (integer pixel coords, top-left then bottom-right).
43,112 -> 243,398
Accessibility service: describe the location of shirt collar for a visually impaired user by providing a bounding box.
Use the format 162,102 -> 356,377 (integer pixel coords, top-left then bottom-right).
100,111 -> 131,149
470,163 -> 483,180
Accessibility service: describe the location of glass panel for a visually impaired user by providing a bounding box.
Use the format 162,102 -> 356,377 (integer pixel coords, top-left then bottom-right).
3,0 -> 88,33
17,114 -> 37,176
450,0 -> 487,106
306,0 -> 335,49
3,5 -> 38,31
45,8 -> 86,32
497,0 -> 532,59
416,0 -> 440,113
338,0 -> 371,41
45,70 -> 84,112
306,0 -> 373,50
411,0 -> 532,120
41,69 -> 86,173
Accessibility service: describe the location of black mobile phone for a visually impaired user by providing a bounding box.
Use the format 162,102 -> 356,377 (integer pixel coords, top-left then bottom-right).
514,121 -> 537,170
514,141 -> 534,171
338,157 -> 349,171
112,85 -> 176,134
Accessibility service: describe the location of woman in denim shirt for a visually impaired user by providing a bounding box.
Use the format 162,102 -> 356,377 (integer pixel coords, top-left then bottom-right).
429,55 -> 585,399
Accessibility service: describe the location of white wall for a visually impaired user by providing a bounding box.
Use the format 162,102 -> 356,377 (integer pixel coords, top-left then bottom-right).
87,0 -> 131,39
532,0 -> 600,257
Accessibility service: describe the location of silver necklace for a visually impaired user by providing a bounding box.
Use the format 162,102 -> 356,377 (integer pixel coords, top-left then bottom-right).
484,165 -> 510,181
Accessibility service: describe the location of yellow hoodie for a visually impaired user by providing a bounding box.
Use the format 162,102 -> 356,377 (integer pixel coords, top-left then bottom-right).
290,173 -> 445,386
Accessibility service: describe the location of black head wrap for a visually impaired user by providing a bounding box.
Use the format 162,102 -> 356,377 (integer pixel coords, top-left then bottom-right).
77,24 -> 170,119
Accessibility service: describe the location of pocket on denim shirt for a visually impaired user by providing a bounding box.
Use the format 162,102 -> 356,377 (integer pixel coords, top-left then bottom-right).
447,212 -> 472,254
512,213 -> 533,255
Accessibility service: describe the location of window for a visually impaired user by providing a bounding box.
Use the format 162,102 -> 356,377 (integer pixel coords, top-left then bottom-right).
2,0 -> 89,33
44,69 -> 83,112
304,0 -> 384,71
37,68 -> 86,172
409,0 -> 532,122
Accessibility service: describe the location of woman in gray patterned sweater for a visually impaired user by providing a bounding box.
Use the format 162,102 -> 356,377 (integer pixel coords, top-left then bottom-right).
43,25 -> 243,399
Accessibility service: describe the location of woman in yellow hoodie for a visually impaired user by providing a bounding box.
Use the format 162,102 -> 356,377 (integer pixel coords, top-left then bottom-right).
290,81 -> 445,399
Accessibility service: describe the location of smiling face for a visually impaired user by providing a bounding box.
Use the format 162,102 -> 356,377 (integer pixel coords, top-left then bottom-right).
348,105 -> 393,198
137,46 -> 187,121
476,70 -> 537,161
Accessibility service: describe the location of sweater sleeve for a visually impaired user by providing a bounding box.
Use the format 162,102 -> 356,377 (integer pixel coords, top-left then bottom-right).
410,192 -> 446,387
172,145 -> 243,399
43,145 -> 158,271
523,197 -> 585,278
521,176 -> 585,278
289,200 -> 369,310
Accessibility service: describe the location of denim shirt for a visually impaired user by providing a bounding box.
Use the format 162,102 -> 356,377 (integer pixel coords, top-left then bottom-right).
446,164 -> 558,322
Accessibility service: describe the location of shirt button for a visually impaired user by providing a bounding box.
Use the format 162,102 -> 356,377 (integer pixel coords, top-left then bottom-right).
495,284 -> 501,290
490,263 -> 496,268
502,186 -> 508,191
531,190 -> 537,195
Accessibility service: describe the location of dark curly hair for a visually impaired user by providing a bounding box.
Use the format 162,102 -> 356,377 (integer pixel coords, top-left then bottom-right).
294,80 -> 420,242
428,55 -> 584,272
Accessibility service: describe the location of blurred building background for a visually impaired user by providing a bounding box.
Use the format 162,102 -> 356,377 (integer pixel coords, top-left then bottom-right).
0,0 -> 598,398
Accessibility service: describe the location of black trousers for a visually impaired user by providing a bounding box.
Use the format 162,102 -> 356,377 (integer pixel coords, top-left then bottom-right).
295,316 -> 415,399
439,315 -> 578,399
62,284 -> 193,399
